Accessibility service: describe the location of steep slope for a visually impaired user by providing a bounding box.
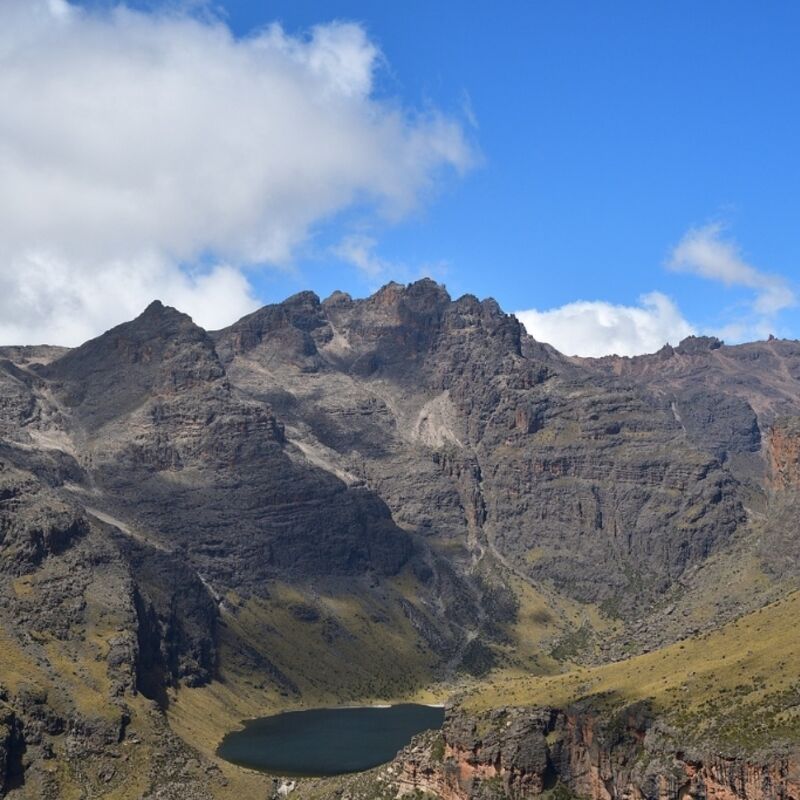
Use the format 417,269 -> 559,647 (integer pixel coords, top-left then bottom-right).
0,451 -> 231,799
335,591 -> 800,800
0,280 -> 796,798
216,281 -> 749,614
576,337 -> 800,636
583,335 -> 800,427
40,300 -> 411,584
0,299 -> 458,798
581,336 -> 800,487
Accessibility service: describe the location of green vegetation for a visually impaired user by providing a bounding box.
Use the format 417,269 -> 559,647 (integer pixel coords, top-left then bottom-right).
549,622 -> 592,662
167,572 -> 448,794
465,590 -> 800,752
429,732 -> 446,762
541,782 -> 587,800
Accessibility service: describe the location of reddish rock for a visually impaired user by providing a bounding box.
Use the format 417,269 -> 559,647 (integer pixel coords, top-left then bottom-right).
391,706 -> 800,800
768,418 -> 800,491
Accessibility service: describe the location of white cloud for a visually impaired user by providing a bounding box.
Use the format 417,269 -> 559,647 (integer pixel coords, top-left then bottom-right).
332,235 -> 387,278
47,0 -> 73,19
0,1 -> 473,345
0,251 -> 259,346
515,292 -> 695,358
668,224 -> 796,315
332,233 -> 450,286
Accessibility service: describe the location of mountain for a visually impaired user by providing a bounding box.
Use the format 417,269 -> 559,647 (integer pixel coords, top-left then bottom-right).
0,280 -> 798,799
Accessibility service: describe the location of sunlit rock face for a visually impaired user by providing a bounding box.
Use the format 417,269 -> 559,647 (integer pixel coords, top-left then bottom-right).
390,706 -> 800,800
768,416 -> 800,491
0,280 -> 798,797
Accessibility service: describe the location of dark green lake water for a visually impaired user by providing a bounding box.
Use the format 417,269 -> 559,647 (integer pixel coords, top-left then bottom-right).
216,704 -> 445,777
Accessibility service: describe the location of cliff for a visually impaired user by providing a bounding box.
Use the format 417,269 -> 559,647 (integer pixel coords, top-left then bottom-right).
0,280 -> 798,798
768,417 -> 800,491
390,706 -> 800,800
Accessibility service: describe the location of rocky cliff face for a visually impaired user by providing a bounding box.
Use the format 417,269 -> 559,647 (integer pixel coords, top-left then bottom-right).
583,336 -> 800,427
215,282 -> 754,611
390,706 -> 800,800
0,280 -> 798,798
39,301 -> 412,586
0,438 -> 250,796
768,418 -> 800,491
0,705 -> 23,795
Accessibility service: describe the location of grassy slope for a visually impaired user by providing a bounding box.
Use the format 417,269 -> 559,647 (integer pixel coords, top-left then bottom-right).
167,575 -> 450,796
166,561 -> 600,797
7,535 -> 794,797
466,589 -> 800,751
0,579 -> 158,799
0,551 -> 576,798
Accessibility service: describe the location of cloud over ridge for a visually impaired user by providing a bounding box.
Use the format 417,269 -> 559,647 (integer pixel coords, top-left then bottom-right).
515,292 -> 695,358
0,1 -> 473,344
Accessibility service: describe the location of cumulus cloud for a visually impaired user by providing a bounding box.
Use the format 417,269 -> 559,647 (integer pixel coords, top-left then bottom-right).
0,1 -> 473,344
513,225 -> 797,358
668,224 -> 796,315
515,292 -> 695,358
0,251 -> 259,345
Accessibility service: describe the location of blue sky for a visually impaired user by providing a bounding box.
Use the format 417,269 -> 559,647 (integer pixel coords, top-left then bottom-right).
217,1 -> 800,310
1,0 -> 797,353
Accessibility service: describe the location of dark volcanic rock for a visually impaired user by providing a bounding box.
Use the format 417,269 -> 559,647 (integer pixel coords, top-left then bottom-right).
6,282 -> 795,643
673,388 -> 761,460
120,540 -> 219,694
0,461 -> 88,574
0,280 -> 799,798
675,335 -> 724,354
0,703 -> 24,795
40,300 -> 412,586
214,290 -> 332,372
41,301 -> 226,430
218,280 -> 749,608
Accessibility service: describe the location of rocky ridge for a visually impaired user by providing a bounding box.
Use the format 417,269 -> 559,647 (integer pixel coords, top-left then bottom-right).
0,280 -> 797,798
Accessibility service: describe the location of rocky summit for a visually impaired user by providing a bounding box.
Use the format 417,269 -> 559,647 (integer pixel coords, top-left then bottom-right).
0,279 -> 798,799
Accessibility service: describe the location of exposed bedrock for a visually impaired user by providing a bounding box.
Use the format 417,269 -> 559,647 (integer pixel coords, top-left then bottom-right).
0,280 -> 798,797
393,706 -> 800,800
768,417 -> 800,492
215,280 -> 755,610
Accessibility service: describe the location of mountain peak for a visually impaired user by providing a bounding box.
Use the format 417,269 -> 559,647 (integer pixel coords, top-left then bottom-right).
42,299 -> 223,427
367,278 -> 451,305
143,299 -> 166,313
282,290 -> 321,308
134,299 -> 195,328
676,335 -> 724,354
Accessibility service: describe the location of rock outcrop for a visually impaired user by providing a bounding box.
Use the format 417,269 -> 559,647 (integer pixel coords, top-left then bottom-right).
0,281 -> 798,798
216,281 -> 752,610
768,417 -> 800,491
0,705 -> 23,796
390,706 -> 800,800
